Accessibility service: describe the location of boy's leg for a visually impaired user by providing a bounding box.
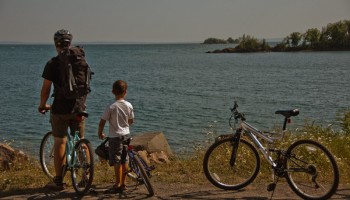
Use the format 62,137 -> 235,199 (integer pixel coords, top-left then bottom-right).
114,163 -> 122,187
121,163 -> 127,187
109,137 -> 124,190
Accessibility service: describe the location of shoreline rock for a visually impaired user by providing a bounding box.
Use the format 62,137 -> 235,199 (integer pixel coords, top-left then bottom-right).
0,143 -> 28,171
95,131 -> 173,164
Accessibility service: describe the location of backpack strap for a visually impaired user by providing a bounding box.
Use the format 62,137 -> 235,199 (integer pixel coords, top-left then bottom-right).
68,63 -> 77,92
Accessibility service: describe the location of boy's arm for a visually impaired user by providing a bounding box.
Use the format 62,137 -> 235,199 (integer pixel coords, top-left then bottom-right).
98,119 -> 106,139
129,107 -> 134,125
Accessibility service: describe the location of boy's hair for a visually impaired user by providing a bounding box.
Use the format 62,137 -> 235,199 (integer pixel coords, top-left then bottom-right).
113,80 -> 128,96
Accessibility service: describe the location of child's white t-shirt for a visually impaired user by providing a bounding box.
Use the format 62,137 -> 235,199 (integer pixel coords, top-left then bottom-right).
101,99 -> 134,137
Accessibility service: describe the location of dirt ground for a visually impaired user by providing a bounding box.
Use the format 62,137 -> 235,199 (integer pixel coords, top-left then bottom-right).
1,181 -> 349,200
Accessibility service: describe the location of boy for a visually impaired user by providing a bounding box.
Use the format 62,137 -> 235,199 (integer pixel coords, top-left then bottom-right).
98,80 -> 134,192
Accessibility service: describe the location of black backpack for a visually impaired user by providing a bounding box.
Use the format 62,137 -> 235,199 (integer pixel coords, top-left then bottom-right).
55,46 -> 93,113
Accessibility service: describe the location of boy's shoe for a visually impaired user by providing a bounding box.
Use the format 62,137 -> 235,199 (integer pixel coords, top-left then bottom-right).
45,176 -> 66,191
113,184 -> 127,193
120,184 -> 127,191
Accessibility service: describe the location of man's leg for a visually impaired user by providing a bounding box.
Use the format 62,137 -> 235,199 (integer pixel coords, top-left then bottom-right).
54,137 -> 66,179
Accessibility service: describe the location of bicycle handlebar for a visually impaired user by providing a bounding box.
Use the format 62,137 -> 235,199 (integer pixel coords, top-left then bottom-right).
230,100 -> 299,131
230,101 -> 246,121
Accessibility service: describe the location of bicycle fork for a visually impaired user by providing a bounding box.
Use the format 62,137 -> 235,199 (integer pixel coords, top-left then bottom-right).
229,129 -> 242,167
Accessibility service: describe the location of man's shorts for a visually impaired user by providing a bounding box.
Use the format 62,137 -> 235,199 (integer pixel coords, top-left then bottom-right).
50,113 -> 85,138
108,136 -> 129,166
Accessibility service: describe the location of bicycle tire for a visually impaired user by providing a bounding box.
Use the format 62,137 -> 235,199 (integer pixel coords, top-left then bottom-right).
138,156 -> 152,178
132,154 -> 155,196
71,139 -> 94,195
39,131 -> 55,179
203,137 -> 260,190
285,139 -> 339,200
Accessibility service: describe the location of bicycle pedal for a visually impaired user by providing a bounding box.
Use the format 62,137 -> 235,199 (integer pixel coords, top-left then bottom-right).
267,183 -> 276,192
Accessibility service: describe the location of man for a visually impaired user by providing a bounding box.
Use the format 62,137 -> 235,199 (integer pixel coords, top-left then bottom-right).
38,29 -> 87,189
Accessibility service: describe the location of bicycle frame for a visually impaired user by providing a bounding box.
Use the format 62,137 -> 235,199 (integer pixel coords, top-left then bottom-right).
65,131 -> 80,169
127,145 -> 154,176
237,121 -> 282,168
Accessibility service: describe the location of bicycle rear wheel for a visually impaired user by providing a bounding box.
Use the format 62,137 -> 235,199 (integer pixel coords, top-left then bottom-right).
71,139 -> 94,195
285,139 -> 339,200
203,137 -> 260,190
131,154 -> 154,196
39,131 -> 55,179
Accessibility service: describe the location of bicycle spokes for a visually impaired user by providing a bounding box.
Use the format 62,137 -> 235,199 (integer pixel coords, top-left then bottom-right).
71,139 -> 94,195
285,140 -> 339,200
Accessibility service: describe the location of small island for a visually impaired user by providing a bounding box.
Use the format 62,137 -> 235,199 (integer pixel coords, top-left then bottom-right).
205,19 -> 350,53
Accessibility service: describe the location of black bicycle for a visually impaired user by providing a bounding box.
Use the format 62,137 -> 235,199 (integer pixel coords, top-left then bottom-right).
203,101 -> 339,200
96,137 -> 155,196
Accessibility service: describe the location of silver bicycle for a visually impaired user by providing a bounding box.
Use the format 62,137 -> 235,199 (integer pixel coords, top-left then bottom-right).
203,101 -> 339,200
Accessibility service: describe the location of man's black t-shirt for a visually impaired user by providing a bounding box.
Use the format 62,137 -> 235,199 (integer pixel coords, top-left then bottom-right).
42,56 -> 76,114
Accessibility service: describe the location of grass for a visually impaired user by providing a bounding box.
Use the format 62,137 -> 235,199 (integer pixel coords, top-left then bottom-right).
1,111 -> 350,193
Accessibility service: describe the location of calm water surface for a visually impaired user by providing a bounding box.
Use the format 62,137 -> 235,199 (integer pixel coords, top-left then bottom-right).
0,44 -> 349,156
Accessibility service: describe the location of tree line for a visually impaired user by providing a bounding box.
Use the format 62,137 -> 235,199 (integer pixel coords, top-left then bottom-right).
203,37 -> 239,44
205,19 -> 350,52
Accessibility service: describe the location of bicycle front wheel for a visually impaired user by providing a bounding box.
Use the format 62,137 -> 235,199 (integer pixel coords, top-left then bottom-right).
39,131 -> 55,179
131,154 -> 154,196
203,137 -> 260,190
285,139 -> 339,200
71,139 -> 94,195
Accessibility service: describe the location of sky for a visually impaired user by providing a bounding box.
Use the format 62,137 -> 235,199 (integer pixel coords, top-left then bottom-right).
0,0 -> 350,44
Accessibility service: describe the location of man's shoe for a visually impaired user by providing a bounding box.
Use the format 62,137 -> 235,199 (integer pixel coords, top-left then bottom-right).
45,182 -> 66,191
45,176 -> 66,191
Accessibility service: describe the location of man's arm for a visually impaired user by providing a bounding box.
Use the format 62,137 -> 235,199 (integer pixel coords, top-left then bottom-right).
38,79 -> 52,113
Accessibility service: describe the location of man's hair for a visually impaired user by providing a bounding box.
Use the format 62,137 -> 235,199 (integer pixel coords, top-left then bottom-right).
113,80 -> 128,96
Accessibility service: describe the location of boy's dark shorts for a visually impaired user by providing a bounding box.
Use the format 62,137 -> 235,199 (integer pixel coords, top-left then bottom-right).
108,135 -> 129,166
50,113 -> 85,138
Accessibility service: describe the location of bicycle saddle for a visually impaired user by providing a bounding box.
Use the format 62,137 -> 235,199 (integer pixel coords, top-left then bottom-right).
77,111 -> 89,118
275,109 -> 299,118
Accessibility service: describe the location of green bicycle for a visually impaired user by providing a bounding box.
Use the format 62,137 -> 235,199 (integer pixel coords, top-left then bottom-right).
39,112 -> 94,195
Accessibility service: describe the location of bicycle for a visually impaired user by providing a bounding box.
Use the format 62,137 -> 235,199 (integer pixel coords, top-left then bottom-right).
203,101 -> 339,200
97,137 -> 155,196
39,112 -> 94,195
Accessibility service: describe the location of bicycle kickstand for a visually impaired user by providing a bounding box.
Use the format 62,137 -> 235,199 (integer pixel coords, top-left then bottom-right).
267,176 -> 280,200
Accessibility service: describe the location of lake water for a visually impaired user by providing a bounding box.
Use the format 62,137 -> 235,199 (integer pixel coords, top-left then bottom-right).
0,44 -> 349,156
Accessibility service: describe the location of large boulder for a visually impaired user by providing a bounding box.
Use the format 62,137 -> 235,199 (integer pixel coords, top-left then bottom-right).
131,132 -> 173,157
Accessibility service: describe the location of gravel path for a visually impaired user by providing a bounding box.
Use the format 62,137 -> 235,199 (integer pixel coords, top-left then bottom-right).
1,182 -> 349,200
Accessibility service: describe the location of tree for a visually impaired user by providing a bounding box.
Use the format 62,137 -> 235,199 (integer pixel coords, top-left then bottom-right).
261,39 -> 270,51
303,28 -> 321,48
322,20 -> 348,47
235,35 -> 269,52
289,32 -> 302,47
227,37 -> 239,44
203,38 -> 227,44
344,20 -> 350,46
282,36 -> 290,47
